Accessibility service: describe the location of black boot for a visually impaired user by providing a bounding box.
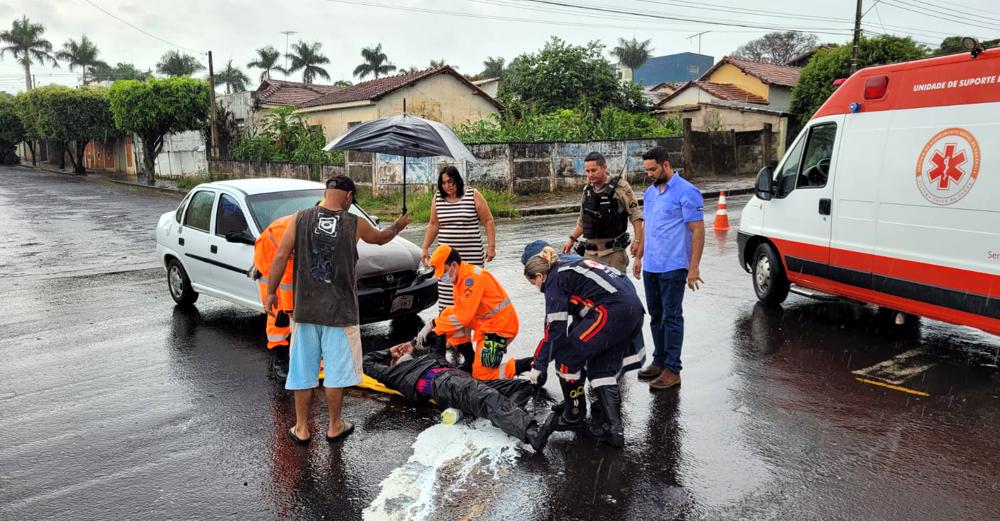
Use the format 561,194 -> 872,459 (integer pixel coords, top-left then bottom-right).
594,385 -> 625,448
272,345 -> 290,381
587,387 -> 609,439
549,374 -> 586,432
524,420 -> 550,453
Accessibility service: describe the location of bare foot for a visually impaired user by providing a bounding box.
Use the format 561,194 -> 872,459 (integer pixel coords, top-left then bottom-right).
327,419 -> 345,439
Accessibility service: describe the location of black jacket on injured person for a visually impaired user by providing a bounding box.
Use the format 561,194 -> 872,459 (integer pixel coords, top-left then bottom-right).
362,348 -> 537,440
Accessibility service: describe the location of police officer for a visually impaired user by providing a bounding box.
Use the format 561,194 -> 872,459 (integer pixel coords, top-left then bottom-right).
562,152 -> 644,273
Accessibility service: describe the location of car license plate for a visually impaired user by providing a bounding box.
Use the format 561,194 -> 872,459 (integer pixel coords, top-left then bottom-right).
390,295 -> 414,313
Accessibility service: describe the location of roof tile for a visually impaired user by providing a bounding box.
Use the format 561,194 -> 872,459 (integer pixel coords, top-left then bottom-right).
706,57 -> 802,87
694,82 -> 769,104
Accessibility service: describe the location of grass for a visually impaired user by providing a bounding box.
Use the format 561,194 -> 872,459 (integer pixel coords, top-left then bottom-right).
173,172 -> 214,190
355,187 -> 520,223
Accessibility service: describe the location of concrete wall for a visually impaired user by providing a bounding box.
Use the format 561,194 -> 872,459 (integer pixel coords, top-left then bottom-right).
657,103 -> 785,133
767,85 -> 794,113
139,131 -> 209,178
208,160 -> 346,183
687,127 -> 779,177
705,63 -> 769,100
301,103 -> 380,141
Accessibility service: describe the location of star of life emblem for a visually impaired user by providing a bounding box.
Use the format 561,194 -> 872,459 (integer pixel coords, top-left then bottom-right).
915,127 -> 980,206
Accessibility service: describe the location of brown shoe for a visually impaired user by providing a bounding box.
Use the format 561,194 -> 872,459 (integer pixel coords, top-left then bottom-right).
637,363 -> 663,380
649,369 -> 681,390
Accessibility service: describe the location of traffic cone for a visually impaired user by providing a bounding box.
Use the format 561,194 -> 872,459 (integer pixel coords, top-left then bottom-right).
713,191 -> 730,231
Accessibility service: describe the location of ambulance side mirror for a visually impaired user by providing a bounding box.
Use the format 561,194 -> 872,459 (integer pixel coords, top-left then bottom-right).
755,166 -> 775,201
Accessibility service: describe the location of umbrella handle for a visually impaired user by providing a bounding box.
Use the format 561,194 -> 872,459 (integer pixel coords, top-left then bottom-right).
402,154 -> 407,214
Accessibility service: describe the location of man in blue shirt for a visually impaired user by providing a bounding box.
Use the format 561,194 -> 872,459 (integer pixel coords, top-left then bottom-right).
634,146 -> 705,390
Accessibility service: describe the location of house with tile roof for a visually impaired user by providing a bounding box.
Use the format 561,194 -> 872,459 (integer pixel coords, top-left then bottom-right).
652,56 -> 802,146
287,66 -> 501,139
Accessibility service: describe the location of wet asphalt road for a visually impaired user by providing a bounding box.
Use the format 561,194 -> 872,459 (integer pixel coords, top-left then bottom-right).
1,166 -> 999,521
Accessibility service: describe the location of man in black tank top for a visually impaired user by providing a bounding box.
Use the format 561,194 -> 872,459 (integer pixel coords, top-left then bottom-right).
265,175 -> 412,444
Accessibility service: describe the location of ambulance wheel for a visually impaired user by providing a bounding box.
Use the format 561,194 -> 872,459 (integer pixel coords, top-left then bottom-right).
167,259 -> 199,306
752,243 -> 789,306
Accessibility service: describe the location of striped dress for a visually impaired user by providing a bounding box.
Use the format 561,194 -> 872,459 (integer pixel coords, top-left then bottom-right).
435,186 -> 486,311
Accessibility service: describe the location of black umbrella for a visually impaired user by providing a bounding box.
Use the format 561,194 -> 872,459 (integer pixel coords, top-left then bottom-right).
323,110 -> 476,213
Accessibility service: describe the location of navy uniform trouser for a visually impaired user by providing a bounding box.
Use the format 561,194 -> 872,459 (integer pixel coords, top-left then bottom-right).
555,299 -> 644,388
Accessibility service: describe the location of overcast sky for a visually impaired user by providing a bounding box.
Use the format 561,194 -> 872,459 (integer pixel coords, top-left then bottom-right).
1,0 -> 998,93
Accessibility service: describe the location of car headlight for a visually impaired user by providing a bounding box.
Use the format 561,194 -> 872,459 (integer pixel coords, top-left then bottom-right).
416,264 -> 434,279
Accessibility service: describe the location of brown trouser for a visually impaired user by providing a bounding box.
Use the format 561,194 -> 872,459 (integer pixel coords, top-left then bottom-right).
583,246 -> 629,272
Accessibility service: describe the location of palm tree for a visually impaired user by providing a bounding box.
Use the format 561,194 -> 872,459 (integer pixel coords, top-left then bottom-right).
216,60 -> 249,94
333,80 -> 353,87
247,46 -> 285,82
429,59 -> 451,69
611,37 -> 653,72
56,35 -> 106,85
353,44 -> 396,80
285,41 -> 330,84
156,50 -> 205,76
480,56 -> 504,79
0,16 -> 58,91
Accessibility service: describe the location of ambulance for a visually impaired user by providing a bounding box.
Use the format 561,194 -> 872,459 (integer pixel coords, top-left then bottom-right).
737,42 -> 1000,336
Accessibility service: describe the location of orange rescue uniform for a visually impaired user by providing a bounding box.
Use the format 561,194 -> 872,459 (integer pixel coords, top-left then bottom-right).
254,215 -> 294,350
434,262 -> 520,380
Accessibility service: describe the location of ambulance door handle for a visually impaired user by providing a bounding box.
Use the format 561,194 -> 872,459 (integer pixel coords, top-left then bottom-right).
818,198 -> 831,216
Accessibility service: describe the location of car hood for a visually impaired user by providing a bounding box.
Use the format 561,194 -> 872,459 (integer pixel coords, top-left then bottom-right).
357,236 -> 422,276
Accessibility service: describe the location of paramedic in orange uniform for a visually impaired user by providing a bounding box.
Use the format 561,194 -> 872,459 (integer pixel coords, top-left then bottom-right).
419,244 -> 526,380
254,214 -> 294,380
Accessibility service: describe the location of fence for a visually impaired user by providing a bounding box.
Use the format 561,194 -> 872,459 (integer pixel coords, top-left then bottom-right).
208,160 -> 345,181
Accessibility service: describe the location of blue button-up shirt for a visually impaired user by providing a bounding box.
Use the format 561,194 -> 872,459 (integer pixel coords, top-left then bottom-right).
642,173 -> 703,273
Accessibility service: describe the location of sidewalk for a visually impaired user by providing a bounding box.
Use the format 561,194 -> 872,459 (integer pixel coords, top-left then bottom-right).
19,164 -> 754,218
516,176 -> 755,216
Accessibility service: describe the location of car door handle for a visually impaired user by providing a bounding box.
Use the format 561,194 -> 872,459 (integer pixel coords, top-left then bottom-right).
178,237 -> 185,246
210,245 -> 218,254
819,198 -> 831,215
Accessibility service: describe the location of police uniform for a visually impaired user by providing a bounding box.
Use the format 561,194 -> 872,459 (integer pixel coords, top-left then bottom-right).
577,176 -> 643,272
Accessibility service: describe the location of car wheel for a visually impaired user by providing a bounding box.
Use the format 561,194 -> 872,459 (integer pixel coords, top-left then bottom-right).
752,243 -> 789,306
167,259 -> 199,306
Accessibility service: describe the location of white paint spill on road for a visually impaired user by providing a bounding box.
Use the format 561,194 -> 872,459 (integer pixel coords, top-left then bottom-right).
363,419 -> 522,521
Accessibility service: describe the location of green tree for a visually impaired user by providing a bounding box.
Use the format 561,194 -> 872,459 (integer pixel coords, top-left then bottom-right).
790,35 -> 927,123
500,37 -> 647,115
611,37 -> 653,71
56,35 -> 106,85
333,80 -> 353,87
216,60 -> 249,93
0,97 -> 25,163
156,50 -> 205,77
13,90 -> 41,165
28,85 -> 116,174
0,16 -> 58,91
285,41 -> 330,84
353,44 -> 396,80
108,77 -> 210,184
931,36 -> 1000,57
90,62 -> 151,82
247,46 -> 285,82
733,31 -> 819,64
479,56 -> 505,79
429,59 -> 453,69
229,106 -> 341,165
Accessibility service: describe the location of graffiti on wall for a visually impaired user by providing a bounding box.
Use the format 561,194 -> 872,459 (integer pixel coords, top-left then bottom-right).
375,154 -> 461,185
551,140 -> 658,178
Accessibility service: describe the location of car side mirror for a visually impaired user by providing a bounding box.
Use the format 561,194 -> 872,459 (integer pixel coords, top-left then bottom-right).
755,166 -> 775,201
225,230 -> 255,245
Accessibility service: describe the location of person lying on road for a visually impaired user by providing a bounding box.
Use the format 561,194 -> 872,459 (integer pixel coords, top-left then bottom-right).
363,341 -> 552,452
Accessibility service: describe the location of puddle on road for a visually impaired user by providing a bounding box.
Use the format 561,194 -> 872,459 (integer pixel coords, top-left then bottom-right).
363,419 -> 523,521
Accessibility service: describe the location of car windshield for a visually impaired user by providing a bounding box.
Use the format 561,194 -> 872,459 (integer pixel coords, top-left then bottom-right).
245,189 -> 371,231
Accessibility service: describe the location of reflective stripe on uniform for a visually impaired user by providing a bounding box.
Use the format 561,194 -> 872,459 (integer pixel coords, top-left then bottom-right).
556,368 -> 582,380
279,283 -> 293,291
558,265 -> 618,294
546,311 -> 568,323
448,315 -> 463,329
259,276 -> 269,284
622,347 -> 645,368
590,376 -> 618,388
267,334 -> 288,342
479,297 -> 511,320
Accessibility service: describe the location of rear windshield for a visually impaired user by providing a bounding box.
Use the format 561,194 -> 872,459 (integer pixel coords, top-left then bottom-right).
246,189 -> 369,231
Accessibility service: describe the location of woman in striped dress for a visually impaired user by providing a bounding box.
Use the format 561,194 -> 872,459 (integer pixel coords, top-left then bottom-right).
421,166 -> 497,311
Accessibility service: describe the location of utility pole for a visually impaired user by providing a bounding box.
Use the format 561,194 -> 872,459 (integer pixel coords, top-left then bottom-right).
281,30 -> 297,76
851,0 -> 863,74
688,31 -> 711,55
207,51 -> 219,161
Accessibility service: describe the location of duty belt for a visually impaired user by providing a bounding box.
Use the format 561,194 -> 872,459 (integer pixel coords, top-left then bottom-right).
576,232 -> 631,255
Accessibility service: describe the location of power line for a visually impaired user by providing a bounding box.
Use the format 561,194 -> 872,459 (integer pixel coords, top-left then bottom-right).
899,0 -> 1000,25
78,0 -> 205,55
878,0 -> 1000,33
630,0 -> 851,24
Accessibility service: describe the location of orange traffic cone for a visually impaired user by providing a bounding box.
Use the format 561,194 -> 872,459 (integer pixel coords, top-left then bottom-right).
713,191 -> 730,231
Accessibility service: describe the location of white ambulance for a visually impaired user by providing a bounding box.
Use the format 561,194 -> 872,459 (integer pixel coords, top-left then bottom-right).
737,44 -> 1000,336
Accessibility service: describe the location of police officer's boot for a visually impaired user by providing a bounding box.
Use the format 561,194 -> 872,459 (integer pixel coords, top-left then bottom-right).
594,385 -> 625,448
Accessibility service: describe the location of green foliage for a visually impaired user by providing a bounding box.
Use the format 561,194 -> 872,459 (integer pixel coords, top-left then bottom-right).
228,106 -> 343,165
247,46 -> 286,82
174,171 -> 214,190
733,31 -> 818,65
479,56 -> 505,80
216,59 -> 249,93
0,98 -> 24,163
932,36 -> 1000,57
56,35 -> 106,84
0,15 -> 57,90
456,106 -> 680,143
156,50 -> 205,77
355,187 -> 518,223
90,62 -> 151,82
354,44 -> 396,80
612,37 -> 653,70
108,76 -> 210,182
790,35 -> 928,123
286,41 -> 330,84
29,85 -> 115,143
499,37 -> 648,115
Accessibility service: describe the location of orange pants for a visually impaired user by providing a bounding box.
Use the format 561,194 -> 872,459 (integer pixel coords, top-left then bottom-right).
258,282 -> 292,350
446,331 -> 518,380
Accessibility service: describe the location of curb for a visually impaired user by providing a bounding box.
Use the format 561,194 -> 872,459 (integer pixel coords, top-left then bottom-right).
517,186 -> 755,217
19,164 -> 187,197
